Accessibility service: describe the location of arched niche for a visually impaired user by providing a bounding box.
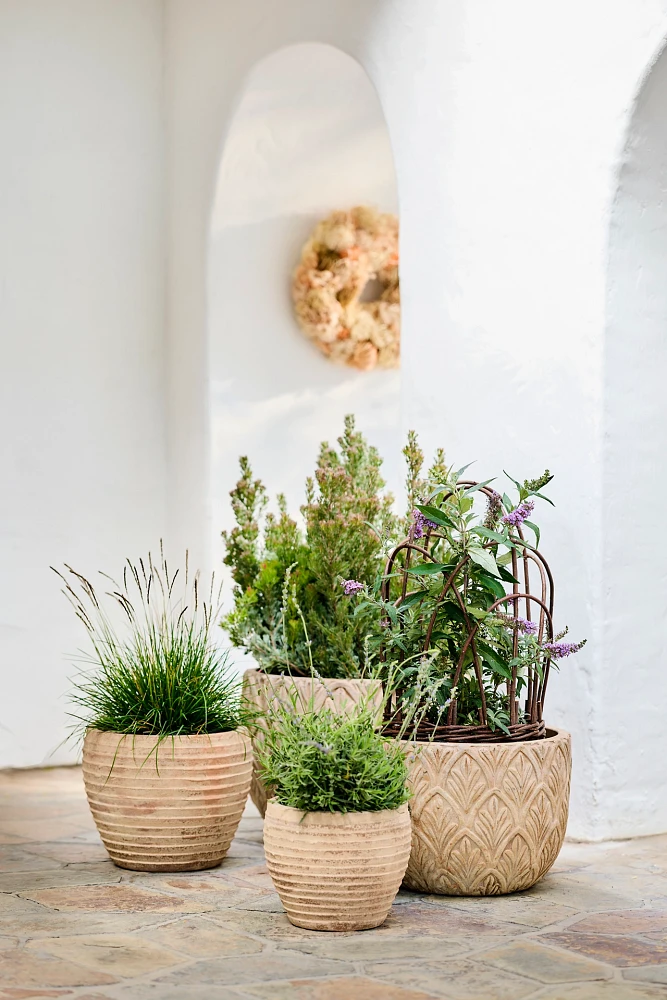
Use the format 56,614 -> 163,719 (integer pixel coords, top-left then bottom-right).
603,44 -> 667,836
207,43 -> 400,561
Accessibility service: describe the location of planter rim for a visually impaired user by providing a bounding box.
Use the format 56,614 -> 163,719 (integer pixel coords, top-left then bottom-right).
265,800 -> 409,826
243,668 -> 378,682
404,725 -> 569,749
84,728 -> 250,746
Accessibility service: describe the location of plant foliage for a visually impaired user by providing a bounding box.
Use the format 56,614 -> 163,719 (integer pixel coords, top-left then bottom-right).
54,546 -> 246,738
221,415 -> 396,678
257,705 -> 410,813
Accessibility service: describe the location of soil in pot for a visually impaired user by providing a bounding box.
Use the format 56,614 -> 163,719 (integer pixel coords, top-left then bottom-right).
263,800 -> 412,931
82,729 -> 252,872
404,727 -> 571,895
243,670 -> 381,816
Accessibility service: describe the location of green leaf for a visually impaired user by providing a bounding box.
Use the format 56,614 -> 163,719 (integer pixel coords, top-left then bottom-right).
406,562 -> 449,576
498,565 -> 520,584
463,479 -> 496,496
473,527 -> 512,546
502,493 -> 513,511
468,546 -> 501,578
453,462 -> 475,481
523,520 -> 540,547
532,490 -> 555,507
476,570 -> 506,600
414,505 -> 456,530
398,591 -> 427,609
477,641 -> 513,679
497,551 -> 513,566
503,470 -> 523,491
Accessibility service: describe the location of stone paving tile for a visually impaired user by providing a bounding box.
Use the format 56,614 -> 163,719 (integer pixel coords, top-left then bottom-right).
425,894 -> 580,928
22,844 -> 110,865
276,933 -> 467,961
0,894 -> 173,938
0,989 -> 77,998
0,864 -> 120,894
475,939 -> 611,983
238,978 -> 441,999
153,950 -> 354,986
568,909 -> 667,935
141,916 -> 265,958
125,873 -> 270,910
624,966 -> 667,985
362,958 -> 538,999
26,934 -> 184,979
19,884 -> 210,913
0,950 -> 116,989
542,930 -> 667,967
532,982 -> 667,999
0,849 -> 63,874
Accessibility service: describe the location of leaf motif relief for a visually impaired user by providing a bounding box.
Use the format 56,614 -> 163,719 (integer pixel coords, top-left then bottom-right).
404,730 -> 571,896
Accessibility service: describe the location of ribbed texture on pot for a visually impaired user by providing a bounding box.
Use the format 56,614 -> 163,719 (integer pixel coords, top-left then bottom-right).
243,670 -> 382,817
264,801 -> 411,931
404,727 -> 571,896
82,729 -> 252,872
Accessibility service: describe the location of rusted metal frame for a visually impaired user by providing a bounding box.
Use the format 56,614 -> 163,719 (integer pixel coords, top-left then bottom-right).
509,545 -> 520,725
497,591 -> 554,722
449,581 -> 488,726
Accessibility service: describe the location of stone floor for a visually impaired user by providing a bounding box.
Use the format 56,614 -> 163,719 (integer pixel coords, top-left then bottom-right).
1,771 -> 667,1000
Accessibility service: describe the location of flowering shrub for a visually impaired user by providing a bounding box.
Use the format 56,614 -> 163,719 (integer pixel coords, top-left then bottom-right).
221,416 -> 396,678
351,462 -> 586,735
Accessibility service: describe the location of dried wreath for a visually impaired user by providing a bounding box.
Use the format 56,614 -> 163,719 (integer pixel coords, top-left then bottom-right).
292,206 -> 400,371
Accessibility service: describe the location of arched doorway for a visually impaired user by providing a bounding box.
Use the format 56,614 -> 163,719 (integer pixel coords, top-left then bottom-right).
207,43 -> 401,570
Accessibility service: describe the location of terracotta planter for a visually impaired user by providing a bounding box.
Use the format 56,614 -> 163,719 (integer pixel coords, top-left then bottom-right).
82,729 -> 252,872
264,800 -> 412,931
404,727 -> 571,896
242,669 -> 381,816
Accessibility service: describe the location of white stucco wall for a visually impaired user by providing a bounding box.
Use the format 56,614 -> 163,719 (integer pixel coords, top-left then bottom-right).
165,0 -> 667,839
3,0 -> 667,835
208,43 -> 401,570
0,1 -> 166,767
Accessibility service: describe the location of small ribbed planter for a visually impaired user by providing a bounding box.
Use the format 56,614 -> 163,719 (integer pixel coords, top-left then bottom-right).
404,727 -> 571,895
243,669 -> 382,817
82,729 -> 252,872
264,801 -> 411,931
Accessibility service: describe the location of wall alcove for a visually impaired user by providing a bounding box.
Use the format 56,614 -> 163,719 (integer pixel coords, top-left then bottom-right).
603,43 -> 667,834
207,43 -> 401,566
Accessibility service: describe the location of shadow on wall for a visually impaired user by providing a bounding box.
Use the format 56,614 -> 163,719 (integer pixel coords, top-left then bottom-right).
207,43 -> 401,568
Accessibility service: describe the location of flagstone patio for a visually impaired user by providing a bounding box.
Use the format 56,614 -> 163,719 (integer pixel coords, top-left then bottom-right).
1,767 -> 667,999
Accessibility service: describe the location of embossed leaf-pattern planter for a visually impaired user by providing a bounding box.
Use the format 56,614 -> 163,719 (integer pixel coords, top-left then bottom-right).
264,801 -> 412,930
404,728 -> 571,895
82,729 -> 253,872
242,669 -> 381,817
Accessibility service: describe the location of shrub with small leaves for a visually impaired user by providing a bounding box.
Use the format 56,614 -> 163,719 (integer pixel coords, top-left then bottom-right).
257,707 -> 410,814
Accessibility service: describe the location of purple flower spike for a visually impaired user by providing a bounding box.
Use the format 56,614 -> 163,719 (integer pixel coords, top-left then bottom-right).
543,639 -> 587,658
502,499 -> 535,528
411,509 -> 439,540
342,579 -> 364,596
516,617 -> 539,635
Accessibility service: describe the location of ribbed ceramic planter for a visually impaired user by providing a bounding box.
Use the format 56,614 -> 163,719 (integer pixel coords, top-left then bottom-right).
82,729 -> 252,872
243,669 -> 381,816
264,801 -> 412,931
404,727 -> 571,896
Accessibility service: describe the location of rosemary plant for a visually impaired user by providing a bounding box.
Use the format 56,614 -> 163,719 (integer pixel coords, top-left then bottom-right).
257,705 -> 409,814
54,546 -> 246,739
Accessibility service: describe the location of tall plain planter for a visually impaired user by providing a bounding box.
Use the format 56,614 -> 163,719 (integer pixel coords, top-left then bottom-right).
82,729 -> 252,872
404,728 -> 571,895
243,669 -> 381,816
264,801 -> 412,931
